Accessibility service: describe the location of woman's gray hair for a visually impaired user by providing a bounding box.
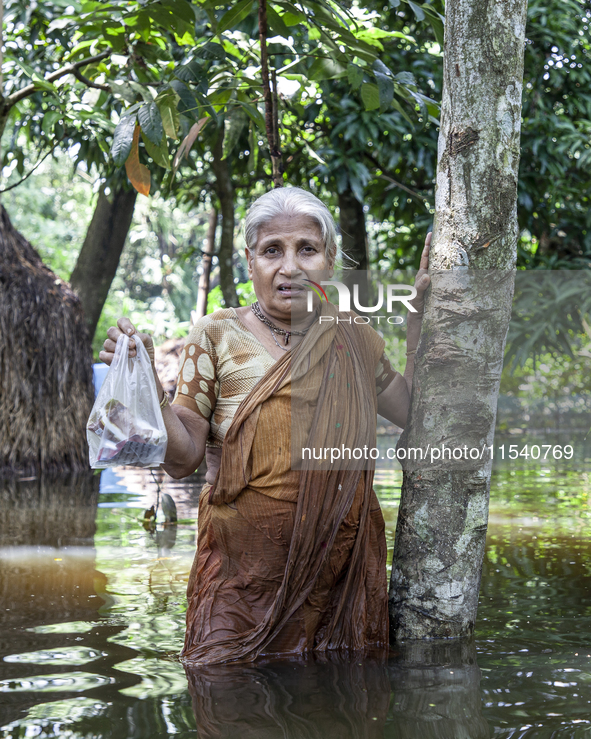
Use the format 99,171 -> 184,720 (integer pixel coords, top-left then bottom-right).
244,187 -> 339,266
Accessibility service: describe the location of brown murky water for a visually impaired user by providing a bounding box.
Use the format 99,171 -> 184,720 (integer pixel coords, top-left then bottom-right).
2,432 -> 591,738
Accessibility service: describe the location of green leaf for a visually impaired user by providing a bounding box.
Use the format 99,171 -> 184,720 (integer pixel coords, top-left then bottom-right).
170,80 -> 200,120
395,71 -> 416,86
248,123 -> 258,172
112,114 -> 137,166
161,0 -> 195,24
308,57 -> 346,81
218,0 -> 254,34
156,88 -> 180,138
273,0 -> 306,21
428,15 -> 444,48
390,97 -> 414,125
236,95 -> 266,132
31,73 -> 59,95
198,41 -> 227,61
222,109 -> 248,159
361,83 -> 380,111
174,59 -> 204,84
347,64 -> 364,89
208,87 -> 233,108
376,73 -> 394,109
408,1 -> 425,21
141,131 -> 170,170
279,10 -> 305,26
267,7 -> 290,37
373,59 -> 393,77
42,110 -> 61,135
138,102 -> 164,145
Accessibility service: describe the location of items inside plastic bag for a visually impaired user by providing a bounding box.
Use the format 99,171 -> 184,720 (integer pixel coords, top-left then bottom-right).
87,333 -> 168,468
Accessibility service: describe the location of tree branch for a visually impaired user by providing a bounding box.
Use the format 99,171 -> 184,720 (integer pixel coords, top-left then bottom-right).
0,144 -> 59,193
5,50 -> 110,107
364,151 -> 430,204
258,0 -> 282,187
71,67 -> 110,92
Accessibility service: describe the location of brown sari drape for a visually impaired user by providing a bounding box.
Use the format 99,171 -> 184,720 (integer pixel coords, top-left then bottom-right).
181,301 -> 389,665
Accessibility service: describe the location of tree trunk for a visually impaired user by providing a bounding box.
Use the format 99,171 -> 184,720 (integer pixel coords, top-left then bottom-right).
193,207 -> 218,323
69,183 -> 137,339
0,206 -> 94,475
338,187 -> 370,305
338,188 -> 369,271
388,0 -> 528,640
211,131 -> 239,308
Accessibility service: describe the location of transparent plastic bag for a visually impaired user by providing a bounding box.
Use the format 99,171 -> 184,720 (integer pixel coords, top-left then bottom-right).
87,333 -> 168,469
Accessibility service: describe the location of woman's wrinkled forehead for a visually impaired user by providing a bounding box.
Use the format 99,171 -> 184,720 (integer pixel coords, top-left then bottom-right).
254,213 -> 325,247
244,188 -> 337,263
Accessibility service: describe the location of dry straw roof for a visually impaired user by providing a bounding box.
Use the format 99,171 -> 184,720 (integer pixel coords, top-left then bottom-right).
0,205 -> 94,476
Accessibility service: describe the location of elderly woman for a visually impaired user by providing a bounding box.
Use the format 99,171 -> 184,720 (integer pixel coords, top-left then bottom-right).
101,187 -> 430,664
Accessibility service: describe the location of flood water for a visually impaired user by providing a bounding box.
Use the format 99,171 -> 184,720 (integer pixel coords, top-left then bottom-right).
2,431 -> 591,738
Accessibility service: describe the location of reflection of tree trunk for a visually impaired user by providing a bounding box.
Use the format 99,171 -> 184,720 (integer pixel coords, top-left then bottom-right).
212,131 -> 239,308
388,641 -> 489,738
389,0 -> 527,640
0,206 -> 94,475
69,183 -> 137,339
193,207 -> 218,323
338,187 -> 370,306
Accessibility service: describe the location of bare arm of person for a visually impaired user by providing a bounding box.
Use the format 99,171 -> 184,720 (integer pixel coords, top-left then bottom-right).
99,317 -> 209,480
376,232 -> 431,428
377,372 -> 410,428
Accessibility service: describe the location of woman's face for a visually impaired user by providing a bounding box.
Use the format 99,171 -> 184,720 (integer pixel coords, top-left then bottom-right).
245,213 -> 333,323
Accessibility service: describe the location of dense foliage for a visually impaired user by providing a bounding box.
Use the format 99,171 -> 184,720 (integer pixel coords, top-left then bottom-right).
1,0 -> 590,364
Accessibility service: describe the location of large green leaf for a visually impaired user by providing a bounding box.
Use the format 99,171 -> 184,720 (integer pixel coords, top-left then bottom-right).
376,73 -> 394,109
218,0 -> 254,34
156,88 -> 180,138
112,114 -> 137,166
222,109 -> 248,159
174,59 -> 204,84
267,7 -> 290,37
138,102 -> 164,146
308,57 -> 346,81
361,83 -> 380,111
408,1 -> 425,21
347,64 -> 364,89
198,41 -> 227,61
141,131 -> 170,170
170,80 -> 200,120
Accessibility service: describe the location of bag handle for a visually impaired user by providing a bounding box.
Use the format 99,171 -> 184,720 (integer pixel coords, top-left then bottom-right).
112,332 -> 130,371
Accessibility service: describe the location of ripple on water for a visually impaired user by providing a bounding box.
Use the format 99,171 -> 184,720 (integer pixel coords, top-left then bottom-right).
0,671 -> 113,693
3,647 -> 106,666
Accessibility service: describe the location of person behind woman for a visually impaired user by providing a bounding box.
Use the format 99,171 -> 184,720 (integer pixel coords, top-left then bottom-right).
100,187 -> 430,664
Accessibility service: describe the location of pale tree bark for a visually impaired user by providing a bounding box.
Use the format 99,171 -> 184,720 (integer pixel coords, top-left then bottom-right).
192,206 -> 218,323
389,0 -> 528,640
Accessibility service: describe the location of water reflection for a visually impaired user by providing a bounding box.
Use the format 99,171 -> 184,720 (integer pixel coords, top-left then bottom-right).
2,439 -> 591,737
185,643 -> 490,739
186,654 -> 391,739
387,641 -> 489,739
0,474 -> 138,728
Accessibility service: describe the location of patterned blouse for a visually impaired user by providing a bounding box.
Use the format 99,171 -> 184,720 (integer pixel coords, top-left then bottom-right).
172,307 -> 399,448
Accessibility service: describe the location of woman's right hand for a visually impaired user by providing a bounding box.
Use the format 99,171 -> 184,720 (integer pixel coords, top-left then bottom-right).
99,317 -> 156,367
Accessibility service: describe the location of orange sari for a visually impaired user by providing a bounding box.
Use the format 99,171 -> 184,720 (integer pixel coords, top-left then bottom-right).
181,301 -> 389,664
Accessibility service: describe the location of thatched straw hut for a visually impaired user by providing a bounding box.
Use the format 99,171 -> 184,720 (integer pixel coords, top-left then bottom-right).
0,205 -> 94,475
